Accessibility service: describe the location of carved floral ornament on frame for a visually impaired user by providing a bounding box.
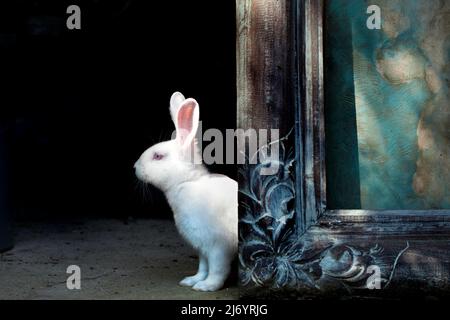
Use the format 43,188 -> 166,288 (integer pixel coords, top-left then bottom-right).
238,130 -> 410,291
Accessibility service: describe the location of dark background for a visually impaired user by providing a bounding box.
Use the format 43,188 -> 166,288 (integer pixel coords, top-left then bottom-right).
0,1 -> 236,221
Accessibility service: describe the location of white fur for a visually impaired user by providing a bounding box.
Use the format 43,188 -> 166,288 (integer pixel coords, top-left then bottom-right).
134,92 -> 237,291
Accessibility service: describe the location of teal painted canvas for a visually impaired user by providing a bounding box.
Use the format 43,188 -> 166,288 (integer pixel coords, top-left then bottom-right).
325,0 -> 450,209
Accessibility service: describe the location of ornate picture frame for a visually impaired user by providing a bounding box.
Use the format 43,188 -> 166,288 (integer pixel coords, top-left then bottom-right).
237,0 -> 450,297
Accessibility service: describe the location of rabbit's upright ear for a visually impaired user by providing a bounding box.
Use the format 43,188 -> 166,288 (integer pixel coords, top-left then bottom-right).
170,91 -> 186,127
175,98 -> 199,149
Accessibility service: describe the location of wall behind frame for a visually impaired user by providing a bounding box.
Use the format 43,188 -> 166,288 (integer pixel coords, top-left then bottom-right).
1,1 -> 236,220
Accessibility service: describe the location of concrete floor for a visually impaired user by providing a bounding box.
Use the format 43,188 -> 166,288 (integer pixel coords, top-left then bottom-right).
0,218 -> 238,300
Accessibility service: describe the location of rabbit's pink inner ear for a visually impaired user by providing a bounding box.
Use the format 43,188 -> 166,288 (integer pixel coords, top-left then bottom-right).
176,100 -> 196,146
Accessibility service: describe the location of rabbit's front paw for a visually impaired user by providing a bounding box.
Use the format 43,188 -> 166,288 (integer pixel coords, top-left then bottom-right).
192,279 -> 223,292
179,274 -> 207,287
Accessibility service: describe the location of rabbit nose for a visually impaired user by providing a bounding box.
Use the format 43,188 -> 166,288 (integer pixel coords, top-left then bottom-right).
133,161 -> 139,169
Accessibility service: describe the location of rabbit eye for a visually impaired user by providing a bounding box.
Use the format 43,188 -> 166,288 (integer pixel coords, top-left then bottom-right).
152,153 -> 164,161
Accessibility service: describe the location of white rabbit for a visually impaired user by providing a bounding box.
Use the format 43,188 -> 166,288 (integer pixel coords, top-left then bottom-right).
134,92 -> 238,291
